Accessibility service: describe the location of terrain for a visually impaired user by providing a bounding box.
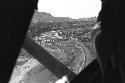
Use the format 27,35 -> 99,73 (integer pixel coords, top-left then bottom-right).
9,11 -> 98,83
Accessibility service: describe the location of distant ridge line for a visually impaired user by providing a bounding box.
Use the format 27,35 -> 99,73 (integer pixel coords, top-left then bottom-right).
32,10 -> 97,22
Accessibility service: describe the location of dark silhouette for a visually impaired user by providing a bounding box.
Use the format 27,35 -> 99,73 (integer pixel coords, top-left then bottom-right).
95,0 -> 125,83
0,0 -> 38,82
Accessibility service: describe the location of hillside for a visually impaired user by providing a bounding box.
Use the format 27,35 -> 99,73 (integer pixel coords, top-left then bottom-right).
32,11 -> 73,22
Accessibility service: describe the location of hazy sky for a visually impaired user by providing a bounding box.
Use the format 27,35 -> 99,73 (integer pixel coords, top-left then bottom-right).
38,0 -> 101,19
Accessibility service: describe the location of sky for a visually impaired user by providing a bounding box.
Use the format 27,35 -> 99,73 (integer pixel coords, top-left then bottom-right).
38,0 -> 101,19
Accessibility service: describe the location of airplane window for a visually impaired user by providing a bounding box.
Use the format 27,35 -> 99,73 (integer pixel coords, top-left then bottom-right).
9,0 -> 101,83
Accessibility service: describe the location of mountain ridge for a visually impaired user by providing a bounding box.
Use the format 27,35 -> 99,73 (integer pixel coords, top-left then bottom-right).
32,11 -> 97,22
